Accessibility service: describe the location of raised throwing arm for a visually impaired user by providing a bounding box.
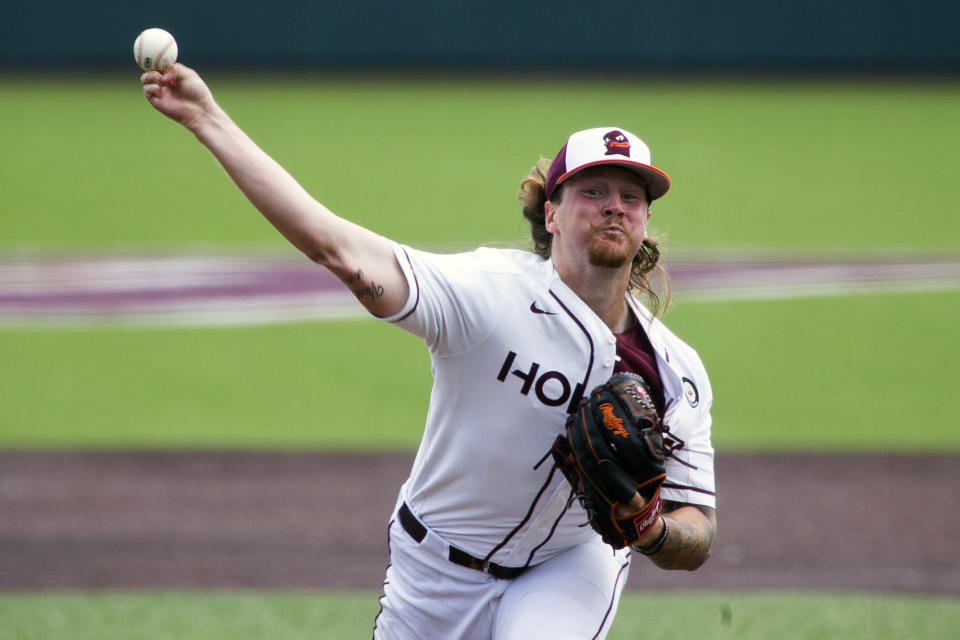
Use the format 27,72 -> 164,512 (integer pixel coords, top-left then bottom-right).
140,63 -> 408,317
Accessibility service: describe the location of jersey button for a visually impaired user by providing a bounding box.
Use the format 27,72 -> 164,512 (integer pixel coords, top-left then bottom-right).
603,357 -> 613,367
607,335 -> 616,344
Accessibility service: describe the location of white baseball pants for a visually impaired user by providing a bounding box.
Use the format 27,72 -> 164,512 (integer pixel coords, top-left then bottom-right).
372,499 -> 632,640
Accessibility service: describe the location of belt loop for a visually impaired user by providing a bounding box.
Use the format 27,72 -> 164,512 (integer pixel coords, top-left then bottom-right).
398,502 -> 426,543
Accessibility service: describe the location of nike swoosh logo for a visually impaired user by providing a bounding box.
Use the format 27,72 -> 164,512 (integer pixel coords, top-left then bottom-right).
530,301 -> 557,315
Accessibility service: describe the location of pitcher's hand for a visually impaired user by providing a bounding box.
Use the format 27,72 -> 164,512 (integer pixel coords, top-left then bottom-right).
141,63 -> 216,132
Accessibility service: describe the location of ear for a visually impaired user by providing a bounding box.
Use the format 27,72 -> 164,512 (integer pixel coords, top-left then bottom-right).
544,200 -> 559,234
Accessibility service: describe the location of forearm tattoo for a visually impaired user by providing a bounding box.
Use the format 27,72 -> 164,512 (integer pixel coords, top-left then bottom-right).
647,500 -> 717,570
353,282 -> 385,302
349,268 -> 385,302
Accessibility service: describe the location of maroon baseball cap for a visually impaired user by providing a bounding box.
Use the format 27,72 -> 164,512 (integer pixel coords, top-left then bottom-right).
544,127 -> 671,202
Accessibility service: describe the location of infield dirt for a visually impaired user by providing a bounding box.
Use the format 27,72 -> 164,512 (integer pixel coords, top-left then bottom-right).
1,450 -> 956,594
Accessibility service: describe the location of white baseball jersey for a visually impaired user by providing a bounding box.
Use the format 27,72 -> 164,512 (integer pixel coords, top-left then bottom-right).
381,243 -> 715,569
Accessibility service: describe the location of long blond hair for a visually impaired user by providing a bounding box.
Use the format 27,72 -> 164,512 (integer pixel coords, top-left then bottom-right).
518,158 -> 671,316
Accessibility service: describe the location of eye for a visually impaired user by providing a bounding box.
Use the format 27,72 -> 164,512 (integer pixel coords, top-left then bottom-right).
622,190 -> 646,203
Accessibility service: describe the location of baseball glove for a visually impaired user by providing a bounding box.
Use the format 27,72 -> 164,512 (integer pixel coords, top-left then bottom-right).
551,372 -> 666,550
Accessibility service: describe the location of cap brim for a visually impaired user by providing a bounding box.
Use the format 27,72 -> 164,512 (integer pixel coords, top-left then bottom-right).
556,159 -> 671,200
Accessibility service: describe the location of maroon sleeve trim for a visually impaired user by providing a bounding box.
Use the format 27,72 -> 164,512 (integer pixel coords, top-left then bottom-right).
390,247 -> 420,324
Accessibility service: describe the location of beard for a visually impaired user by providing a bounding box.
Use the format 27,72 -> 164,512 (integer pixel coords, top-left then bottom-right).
587,229 -> 638,269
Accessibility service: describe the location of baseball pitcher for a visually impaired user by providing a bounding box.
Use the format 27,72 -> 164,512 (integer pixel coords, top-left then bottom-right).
141,63 -> 717,640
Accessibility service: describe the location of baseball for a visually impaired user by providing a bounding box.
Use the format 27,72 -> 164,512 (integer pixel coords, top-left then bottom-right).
133,28 -> 178,72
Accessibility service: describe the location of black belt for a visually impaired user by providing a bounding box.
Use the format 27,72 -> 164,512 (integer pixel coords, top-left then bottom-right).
398,502 -> 527,580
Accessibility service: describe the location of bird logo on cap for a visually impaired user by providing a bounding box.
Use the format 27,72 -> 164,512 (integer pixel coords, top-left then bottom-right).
603,130 -> 631,157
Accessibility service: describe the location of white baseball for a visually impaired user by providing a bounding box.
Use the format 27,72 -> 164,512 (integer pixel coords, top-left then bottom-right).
133,28 -> 178,72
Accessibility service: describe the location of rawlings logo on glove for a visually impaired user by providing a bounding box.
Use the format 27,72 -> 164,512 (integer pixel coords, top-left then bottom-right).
599,403 -> 630,438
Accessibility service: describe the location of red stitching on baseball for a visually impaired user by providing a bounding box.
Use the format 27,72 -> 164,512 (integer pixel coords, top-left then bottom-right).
153,37 -> 173,71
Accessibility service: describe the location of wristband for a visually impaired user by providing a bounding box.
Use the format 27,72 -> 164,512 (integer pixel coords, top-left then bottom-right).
633,516 -> 668,556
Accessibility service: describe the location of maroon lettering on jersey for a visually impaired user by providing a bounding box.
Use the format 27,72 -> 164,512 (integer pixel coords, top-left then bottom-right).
613,322 -> 666,420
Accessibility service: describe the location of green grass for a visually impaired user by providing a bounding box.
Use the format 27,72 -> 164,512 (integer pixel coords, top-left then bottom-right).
663,288 -> 960,452
0,319 -> 432,450
1,76 -> 958,451
1,75 -> 958,252
1,591 -> 956,639
1,289 -> 957,452
0,591 -> 378,640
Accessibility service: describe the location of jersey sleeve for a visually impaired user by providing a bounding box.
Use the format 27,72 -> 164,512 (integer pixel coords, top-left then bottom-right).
378,243 -> 508,356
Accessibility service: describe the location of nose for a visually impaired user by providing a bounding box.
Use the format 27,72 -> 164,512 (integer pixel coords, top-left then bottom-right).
603,193 -> 627,216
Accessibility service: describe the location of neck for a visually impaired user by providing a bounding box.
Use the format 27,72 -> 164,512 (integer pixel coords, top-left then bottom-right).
555,262 -> 633,332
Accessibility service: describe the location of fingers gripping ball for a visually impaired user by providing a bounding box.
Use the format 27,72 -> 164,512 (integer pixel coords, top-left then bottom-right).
134,28 -> 178,72
551,372 -> 666,550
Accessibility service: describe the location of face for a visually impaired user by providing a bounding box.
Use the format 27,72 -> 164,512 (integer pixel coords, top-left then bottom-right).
544,166 -> 651,271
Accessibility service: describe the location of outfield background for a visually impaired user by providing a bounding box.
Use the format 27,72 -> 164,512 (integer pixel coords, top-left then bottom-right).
2,3 -> 959,639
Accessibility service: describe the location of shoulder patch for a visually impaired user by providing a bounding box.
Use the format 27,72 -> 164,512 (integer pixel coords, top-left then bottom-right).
681,377 -> 699,407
